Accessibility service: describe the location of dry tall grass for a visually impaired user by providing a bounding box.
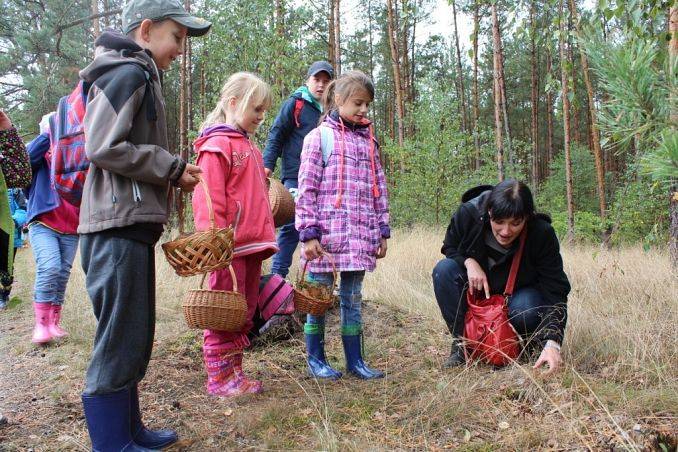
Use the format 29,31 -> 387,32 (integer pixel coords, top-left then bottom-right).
0,226 -> 676,450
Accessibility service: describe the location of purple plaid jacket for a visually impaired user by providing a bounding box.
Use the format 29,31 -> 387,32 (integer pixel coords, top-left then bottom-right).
296,113 -> 390,273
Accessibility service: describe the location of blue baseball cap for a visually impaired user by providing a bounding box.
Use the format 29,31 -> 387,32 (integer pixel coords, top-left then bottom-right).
307,61 -> 334,79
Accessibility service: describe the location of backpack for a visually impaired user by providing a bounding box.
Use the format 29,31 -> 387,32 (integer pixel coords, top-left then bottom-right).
48,80 -> 91,207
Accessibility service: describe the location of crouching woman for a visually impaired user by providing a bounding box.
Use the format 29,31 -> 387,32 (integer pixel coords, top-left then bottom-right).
432,180 -> 571,375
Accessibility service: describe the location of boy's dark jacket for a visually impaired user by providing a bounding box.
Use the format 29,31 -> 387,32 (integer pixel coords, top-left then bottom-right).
441,185 -> 571,343
77,30 -> 185,236
262,90 -> 321,180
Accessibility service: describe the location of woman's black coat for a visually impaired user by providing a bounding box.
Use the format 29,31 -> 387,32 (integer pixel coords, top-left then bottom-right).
441,186 -> 571,344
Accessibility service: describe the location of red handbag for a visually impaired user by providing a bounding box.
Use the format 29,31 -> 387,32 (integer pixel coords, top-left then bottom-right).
463,228 -> 527,366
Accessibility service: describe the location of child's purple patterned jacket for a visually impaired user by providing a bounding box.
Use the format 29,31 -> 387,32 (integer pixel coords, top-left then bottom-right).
295,113 -> 390,274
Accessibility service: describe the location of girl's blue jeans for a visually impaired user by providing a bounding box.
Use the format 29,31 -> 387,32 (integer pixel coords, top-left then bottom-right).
29,223 -> 79,305
306,270 -> 365,328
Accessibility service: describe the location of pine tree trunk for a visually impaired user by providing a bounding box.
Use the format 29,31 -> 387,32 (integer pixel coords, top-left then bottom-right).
200,51 -> 206,121
494,7 -> 512,167
492,4 -> 505,180
387,0 -> 405,147
333,0 -> 341,74
530,0 -> 539,190
569,0 -> 606,221
328,0 -> 336,71
472,0 -> 480,170
559,0 -> 575,242
546,51 -> 554,173
669,4 -> 678,266
567,14 -> 580,144
452,0 -> 468,132
92,0 -> 100,39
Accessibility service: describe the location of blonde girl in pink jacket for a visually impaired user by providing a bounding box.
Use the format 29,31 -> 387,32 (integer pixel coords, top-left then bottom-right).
192,72 -> 278,397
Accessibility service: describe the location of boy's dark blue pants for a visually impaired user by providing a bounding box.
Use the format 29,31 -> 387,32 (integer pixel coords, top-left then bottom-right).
80,234 -> 155,395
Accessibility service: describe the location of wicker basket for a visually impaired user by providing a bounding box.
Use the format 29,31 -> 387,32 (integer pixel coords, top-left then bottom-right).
162,179 -> 234,277
268,177 -> 295,227
293,253 -> 337,316
182,265 -> 247,331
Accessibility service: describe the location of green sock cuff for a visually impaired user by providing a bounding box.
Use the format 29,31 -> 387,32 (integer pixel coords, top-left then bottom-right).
341,324 -> 362,336
304,323 -> 324,335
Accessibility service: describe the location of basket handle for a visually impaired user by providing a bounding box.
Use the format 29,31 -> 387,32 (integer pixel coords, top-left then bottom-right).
198,264 -> 239,293
177,177 -> 216,236
299,251 -> 338,294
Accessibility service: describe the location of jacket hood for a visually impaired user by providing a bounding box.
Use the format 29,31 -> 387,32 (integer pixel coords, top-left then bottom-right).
194,123 -> 248,149
79,29 -> 157,83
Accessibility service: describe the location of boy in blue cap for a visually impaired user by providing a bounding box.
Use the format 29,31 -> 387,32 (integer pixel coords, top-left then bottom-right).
263,61 -> 334,278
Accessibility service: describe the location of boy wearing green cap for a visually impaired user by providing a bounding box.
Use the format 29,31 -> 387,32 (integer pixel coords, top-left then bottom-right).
78,1 -> 210,450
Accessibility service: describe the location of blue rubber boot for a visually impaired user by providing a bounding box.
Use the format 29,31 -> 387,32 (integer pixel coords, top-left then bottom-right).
305,323 -> 342,379
130,385 -> 178,449
342,325 -> 384,380
81,389 -> 156,452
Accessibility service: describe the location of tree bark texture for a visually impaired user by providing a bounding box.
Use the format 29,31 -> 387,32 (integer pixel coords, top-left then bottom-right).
387,0 -> 405,147
669,4 -> 677,266
492,3 -> 505,180
472,0 -> 481,169
452,0 -> 468,132
569,0 -> 606,220
530,0 -> 539,189
559,0 -> 575,242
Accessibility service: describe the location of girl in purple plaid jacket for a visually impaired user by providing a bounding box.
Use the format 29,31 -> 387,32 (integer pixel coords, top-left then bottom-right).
295,71 -> 390,380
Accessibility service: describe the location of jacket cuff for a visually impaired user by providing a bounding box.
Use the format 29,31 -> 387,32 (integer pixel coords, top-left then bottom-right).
379,224 -> 391,239
169,158 -> 187,186
299,226 -> 321,242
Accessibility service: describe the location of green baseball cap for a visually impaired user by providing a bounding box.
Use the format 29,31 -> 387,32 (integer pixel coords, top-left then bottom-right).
122,0 -> 212,37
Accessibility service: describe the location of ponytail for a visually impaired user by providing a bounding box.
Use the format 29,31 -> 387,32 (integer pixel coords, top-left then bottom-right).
319,79 -> 338,124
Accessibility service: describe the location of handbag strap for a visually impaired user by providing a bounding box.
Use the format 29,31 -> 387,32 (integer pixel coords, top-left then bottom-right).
503,227 -> 528,296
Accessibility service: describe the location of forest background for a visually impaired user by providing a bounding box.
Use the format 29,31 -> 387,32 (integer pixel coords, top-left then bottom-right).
0,0 -> 676,257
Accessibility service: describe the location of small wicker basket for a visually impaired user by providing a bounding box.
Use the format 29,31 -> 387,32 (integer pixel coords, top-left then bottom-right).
162,179 -> 234,277
293,253 -> 337,316
268,177 -> 295,227
182,265 -> 247,332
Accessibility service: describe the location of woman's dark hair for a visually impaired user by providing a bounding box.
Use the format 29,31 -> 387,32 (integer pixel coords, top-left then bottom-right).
485,179 -> 535,221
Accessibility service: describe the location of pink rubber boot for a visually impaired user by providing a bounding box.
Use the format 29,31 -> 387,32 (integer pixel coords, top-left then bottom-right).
203,348 -> 262,397
48,304 -> 69,338
32,303 -> 53,344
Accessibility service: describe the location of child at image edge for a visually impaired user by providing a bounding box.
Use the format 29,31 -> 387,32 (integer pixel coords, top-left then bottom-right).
192,72 -> 278,397
296,70 -> 390,380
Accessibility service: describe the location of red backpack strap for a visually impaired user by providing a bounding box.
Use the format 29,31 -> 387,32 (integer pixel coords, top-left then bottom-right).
293,98 -> 304,128
503,227 -> 528,296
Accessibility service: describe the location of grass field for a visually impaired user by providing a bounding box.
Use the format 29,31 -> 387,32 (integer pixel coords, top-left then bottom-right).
0,226 -> 676,450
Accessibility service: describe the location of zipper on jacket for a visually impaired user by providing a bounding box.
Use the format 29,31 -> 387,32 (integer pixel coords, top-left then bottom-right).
132,180 -> 142,204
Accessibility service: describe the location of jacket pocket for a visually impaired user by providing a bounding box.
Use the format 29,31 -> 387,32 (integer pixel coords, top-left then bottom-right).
319,209 -> 348,254
366,216 -> 381,256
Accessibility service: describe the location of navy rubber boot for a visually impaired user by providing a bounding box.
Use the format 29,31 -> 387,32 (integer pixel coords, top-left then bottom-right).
130,385 -> 178,449
341,325 -> 384,380
81,389 -> 156,452
305,323 -> 342,379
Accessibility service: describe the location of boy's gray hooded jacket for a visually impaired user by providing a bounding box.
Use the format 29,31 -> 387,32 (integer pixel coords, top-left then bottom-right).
77,30 -> 185,234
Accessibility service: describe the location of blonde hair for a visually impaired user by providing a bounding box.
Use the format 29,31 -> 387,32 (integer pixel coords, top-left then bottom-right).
201,72 -> 272,131
321,70 -> 375,122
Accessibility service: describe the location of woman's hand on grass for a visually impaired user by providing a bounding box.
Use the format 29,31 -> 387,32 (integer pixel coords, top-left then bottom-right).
302,239 -> 324,261
464,257 -> 490,299
533,345 -> 563,376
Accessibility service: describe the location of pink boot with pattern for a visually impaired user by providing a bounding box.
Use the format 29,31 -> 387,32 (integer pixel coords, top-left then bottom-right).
203,348 -> 262,397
